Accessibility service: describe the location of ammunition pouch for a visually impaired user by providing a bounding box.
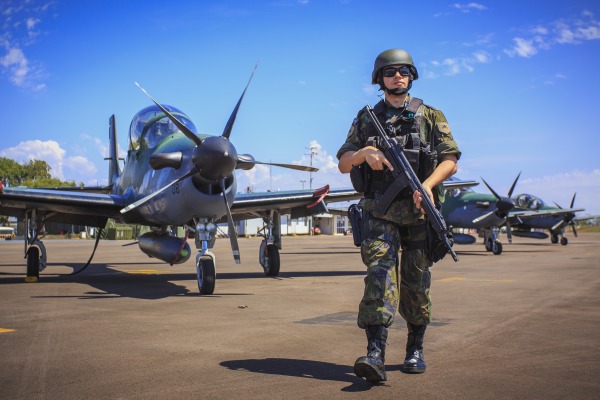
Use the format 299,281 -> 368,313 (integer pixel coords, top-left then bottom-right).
350,164 -> 366,193
347,204 -> 363,247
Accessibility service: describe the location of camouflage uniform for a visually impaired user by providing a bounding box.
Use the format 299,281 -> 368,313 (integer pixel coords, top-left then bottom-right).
337,96 -> 461,329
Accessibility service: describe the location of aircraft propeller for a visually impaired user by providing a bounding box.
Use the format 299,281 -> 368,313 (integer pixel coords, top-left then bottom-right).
472,172 -> 520,242
552,192 -> 578,237
122,65 -> 318,263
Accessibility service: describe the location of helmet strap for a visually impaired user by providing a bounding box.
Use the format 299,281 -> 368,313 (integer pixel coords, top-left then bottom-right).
379,78 -> 412,96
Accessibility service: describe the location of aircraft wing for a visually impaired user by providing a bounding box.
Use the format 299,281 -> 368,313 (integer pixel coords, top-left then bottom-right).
230,178 -> 479,220
0,186 -> 127,227
509,207 -> 585,220
229,186 -> 361,221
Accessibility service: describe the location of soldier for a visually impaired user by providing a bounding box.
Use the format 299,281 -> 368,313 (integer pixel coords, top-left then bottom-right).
337,49 -> 461,382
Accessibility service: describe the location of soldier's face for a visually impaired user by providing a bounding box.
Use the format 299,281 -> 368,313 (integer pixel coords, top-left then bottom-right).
382,64 -> 410,92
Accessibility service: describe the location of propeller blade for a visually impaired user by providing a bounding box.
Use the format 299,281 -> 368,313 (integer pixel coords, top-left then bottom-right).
506,219 -> 513,244
570,192 -> 577,209
220,179 -> 241,264
473,211 -> 495,224
120,167 -> 198,214
222,63 -> 258,139
507,171 -> 521,198
480,177 -> 501,200
135,82 -> 203,147
253,160 -> 319,172
572,223 -> 578,238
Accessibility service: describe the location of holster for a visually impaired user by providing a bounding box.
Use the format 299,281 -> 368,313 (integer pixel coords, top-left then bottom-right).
347,204 -> 363,247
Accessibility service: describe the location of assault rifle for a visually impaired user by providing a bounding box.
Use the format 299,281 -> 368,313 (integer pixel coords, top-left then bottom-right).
364,105 -> 458,262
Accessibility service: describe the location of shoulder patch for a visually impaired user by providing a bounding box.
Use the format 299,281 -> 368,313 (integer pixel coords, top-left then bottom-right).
436,121 -> 451,134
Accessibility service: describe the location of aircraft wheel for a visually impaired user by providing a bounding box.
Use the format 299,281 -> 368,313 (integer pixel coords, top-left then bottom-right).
26,246 -> 40,281
485,237 -> 493,252
551,234 -> 559,244
259,241 -> 280,277
560,237 -> 568,246
492,241 -> 503,255
196,258 -> 215,295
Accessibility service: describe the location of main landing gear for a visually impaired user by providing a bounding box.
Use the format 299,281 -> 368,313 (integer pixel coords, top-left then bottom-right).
258,210 -> 282,277
483,227 -> 503,255
550,229 -> 568,246
24,210 -> 48,282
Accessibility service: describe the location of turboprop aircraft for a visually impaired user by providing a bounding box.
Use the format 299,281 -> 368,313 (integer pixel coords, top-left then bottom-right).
0,67 -> 360,294
442,175 -> 519,255
509,192 -> 585,245
442,173 -> 584,255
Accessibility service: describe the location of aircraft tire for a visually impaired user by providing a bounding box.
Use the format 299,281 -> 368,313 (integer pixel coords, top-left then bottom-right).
492,241 -> 503,255
551,234 -> 559,244
264,245 -> 280,277
26,246 -> 40,280
485,237 -> 493,252
561,237 -> 568,246
197,258 -> 215,295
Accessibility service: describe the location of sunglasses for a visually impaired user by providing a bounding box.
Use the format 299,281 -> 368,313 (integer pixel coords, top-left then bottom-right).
382,66 -> 411,78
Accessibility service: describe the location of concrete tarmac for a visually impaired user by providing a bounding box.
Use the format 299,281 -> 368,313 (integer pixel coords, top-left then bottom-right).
0,233 -> 599,399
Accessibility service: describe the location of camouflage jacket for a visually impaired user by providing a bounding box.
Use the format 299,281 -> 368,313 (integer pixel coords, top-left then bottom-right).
337,96 -> 461,225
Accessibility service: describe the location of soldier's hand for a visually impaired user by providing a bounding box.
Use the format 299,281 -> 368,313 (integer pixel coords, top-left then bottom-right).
413,185 -> 434,214
364,147 -> 394,171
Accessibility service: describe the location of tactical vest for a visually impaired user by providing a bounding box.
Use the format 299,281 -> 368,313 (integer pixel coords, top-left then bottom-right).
353,97 -> 437,197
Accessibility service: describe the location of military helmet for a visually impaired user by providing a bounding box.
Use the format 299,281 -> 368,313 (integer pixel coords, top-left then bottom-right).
371,49 -> 419,84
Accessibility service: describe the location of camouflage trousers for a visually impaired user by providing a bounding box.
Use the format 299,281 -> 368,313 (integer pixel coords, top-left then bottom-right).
357,215 -> 433,329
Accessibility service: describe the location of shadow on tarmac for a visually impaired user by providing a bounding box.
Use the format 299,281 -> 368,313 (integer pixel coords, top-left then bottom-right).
221,358 -> 390,392
0,262 -> 368,300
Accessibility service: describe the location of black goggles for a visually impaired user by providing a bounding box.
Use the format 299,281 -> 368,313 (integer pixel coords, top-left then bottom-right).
382,66 -> 411,78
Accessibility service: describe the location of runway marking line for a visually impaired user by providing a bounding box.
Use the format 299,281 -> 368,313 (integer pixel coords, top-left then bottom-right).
122,269 -> 162,275
0,328 -> 16,333
438,277 -> 513,283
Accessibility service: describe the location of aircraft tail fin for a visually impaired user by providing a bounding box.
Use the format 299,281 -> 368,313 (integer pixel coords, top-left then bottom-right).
107,114 -> 121,187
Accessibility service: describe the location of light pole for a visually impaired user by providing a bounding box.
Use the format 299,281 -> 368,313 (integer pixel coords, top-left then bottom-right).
304,144 -> 318,235
305,145 -> 318,190
300,180 -> 306,190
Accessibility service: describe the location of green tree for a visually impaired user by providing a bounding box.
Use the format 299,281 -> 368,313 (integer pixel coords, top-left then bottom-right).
0,157 -> 78,187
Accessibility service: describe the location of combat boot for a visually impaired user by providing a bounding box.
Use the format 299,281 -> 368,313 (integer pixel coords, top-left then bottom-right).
403,323 -> 426,373
353,325 -> 388,382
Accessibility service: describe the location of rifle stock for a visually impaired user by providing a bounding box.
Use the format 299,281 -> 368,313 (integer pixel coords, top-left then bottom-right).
364,105 -> 458,262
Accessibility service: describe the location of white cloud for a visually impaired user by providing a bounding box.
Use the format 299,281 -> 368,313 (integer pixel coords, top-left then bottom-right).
505,11 -> 600,58
0,140 -> 99,184
505,37 -> 538,58
0,140 -> 66,179
451,3 -> 487,13
425,50 -> 491,77
0,1 -> 52,91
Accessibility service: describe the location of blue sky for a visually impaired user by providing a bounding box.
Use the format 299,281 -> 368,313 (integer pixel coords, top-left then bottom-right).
1,0 -> 599,215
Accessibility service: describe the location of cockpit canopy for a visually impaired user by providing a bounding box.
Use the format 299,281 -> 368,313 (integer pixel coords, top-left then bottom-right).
514,193 -> 545,210
129,104 -> 198,150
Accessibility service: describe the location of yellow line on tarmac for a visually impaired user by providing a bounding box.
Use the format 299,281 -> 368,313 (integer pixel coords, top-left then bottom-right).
0,328 -> 16,334
123,269 -> 162,275
439,277 -> 466,283
438,277 -> 513,283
